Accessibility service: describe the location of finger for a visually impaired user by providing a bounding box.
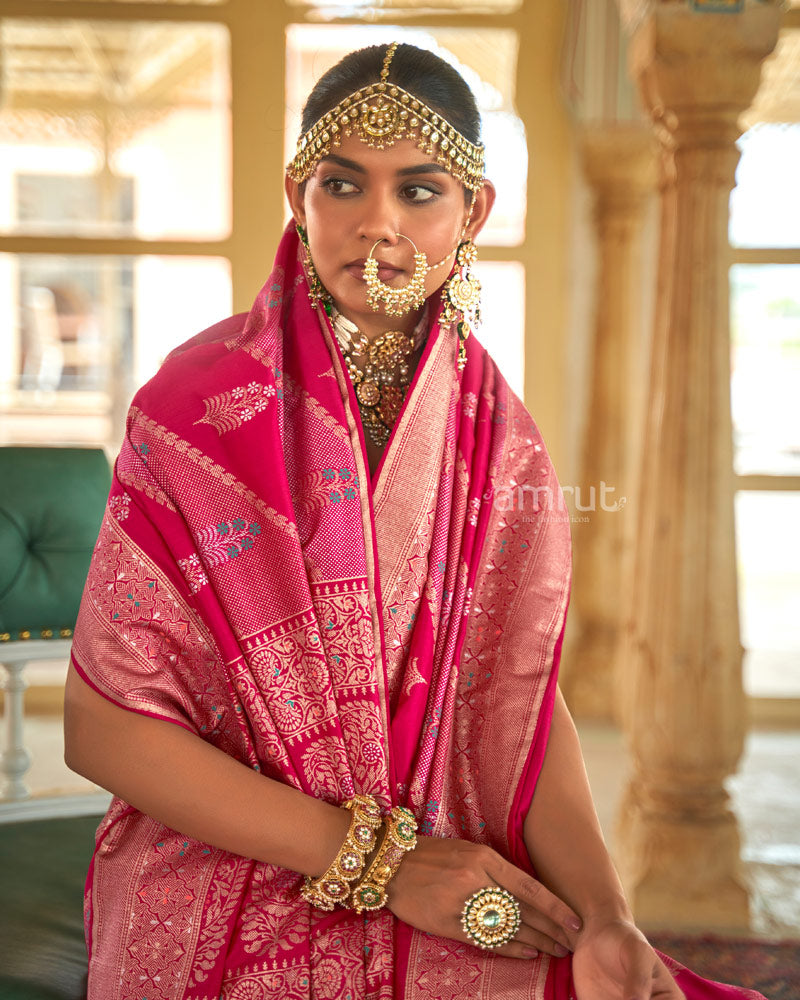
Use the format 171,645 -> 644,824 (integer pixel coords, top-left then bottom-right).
466,935 -> 567,963
518,901 -> 573,954
491,858 -> 582,944
458,912 -> 568,961
461,926 -> 542,962
514,918 -> 571,958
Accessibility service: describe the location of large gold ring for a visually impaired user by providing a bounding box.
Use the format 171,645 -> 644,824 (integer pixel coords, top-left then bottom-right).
461,886 -> 521,950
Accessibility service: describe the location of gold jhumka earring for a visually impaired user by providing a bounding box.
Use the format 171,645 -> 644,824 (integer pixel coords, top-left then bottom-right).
441,238 -> 482,371
296,223 -> 331,311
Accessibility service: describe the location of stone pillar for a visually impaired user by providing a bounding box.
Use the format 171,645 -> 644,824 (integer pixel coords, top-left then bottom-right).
565,126 -> 655,720
616,2 -> 781,930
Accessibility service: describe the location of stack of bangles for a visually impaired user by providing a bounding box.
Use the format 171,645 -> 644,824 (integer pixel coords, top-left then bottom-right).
301,795 -> 522,950
301,794 -> 418,913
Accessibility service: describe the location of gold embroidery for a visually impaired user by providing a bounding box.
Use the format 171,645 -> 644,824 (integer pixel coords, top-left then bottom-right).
195,381 -> 277,435
284,370 -> 350,444
117,466 -> 178,511
130,407 -> 299,543
402,657 -> 427,696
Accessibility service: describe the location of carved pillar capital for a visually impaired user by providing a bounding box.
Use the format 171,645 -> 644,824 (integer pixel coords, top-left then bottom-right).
582,125 -> 658,228
630,2 -> 783,152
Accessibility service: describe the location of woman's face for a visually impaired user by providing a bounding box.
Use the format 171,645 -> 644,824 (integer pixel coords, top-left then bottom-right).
286,133 -> 494,338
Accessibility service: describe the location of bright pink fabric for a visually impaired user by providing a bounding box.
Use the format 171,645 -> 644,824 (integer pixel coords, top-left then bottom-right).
71,225 -> 764,1000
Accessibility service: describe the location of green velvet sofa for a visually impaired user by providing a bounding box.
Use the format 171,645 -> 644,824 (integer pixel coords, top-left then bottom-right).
0,446 -> 111,644
0,446 -> 111,997
0,814 -> 97,999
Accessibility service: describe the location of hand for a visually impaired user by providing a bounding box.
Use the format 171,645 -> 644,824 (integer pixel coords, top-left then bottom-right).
386,835 -> 582,960
571,917 -> 686,1000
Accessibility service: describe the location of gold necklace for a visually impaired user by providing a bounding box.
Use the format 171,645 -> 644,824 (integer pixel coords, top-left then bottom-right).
332,310 -> 425,447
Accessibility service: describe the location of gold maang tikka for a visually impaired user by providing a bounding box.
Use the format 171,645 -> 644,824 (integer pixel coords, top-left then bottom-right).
287,42 -> 485,193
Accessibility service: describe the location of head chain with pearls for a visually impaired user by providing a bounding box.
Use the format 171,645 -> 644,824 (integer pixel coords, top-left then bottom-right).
287,42 -> 485,192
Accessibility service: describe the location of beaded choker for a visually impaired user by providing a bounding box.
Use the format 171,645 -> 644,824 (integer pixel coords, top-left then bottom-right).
287,42 -> 485,192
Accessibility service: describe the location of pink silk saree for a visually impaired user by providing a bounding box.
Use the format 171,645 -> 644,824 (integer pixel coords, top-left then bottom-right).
71,226 -> 765,1000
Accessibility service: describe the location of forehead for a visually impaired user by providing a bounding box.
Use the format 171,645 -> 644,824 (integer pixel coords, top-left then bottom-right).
315,132 -> 455,177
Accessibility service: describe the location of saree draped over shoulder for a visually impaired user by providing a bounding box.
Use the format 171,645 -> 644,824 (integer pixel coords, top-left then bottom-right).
71,227 -> 764,1000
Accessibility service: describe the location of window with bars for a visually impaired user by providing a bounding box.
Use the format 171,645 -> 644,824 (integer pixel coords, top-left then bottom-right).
729,118 -> 800,700
0,14 -> 233,448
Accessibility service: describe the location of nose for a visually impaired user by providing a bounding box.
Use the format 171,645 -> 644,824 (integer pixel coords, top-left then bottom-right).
356,188 -> 401,249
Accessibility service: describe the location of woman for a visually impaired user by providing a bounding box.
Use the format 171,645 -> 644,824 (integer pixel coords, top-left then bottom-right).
64,43 -> 765,1000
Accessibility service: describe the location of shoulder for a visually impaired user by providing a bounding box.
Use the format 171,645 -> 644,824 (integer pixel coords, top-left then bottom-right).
163,312 -> 249,365
130,312 -> 249,421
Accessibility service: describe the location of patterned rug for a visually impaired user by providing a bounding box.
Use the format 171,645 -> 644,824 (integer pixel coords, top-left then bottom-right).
649,933 -> 800,1000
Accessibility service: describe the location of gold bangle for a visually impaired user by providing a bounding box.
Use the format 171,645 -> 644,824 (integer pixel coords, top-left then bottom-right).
351,805 -> 418,913
301,794 -> 382,911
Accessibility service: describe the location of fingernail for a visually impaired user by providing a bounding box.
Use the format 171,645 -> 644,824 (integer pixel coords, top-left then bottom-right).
554,944 -> 569,957
523,947 -> 539,959
567,916 -> 582,931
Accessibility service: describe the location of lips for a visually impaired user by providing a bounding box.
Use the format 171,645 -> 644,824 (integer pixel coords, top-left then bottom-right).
345,258 -> 403,282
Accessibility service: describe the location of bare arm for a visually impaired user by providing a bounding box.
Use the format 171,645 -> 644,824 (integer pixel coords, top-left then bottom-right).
63,662 -> 350,876
65,663 -> 580,961
523,687 -> 629,923
525,689 -> 685,999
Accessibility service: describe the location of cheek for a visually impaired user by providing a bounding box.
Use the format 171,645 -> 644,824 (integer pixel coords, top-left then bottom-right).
304,216 -> 338,271
420,208 -> 466,256
420,219 -> 464,285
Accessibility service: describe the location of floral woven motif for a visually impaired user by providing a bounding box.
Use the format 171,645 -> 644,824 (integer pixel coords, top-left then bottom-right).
196,381 -> 277,435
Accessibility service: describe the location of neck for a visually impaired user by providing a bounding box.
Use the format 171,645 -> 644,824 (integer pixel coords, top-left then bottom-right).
333,304 -> 423,342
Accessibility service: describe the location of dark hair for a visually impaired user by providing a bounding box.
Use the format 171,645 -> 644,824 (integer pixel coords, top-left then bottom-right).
300,43 -> 482,146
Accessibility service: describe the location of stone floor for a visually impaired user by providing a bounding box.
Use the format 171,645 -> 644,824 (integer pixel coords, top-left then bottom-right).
3,712 -> 799,939
578,720 -> 800,940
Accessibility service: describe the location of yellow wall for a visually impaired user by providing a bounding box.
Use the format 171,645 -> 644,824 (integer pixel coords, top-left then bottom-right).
517,0 -> 573,473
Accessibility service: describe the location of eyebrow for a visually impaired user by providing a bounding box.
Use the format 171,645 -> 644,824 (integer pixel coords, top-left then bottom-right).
320,153 -> 450,178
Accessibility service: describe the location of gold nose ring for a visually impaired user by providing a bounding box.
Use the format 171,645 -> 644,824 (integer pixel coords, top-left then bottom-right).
364,233 -> 428,317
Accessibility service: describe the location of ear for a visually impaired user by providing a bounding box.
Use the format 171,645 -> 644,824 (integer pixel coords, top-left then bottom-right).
285,175 -> 307,227
463,180 -> 496,242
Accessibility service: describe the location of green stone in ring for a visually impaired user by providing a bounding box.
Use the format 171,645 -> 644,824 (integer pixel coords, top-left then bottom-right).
481,908 -> 502,929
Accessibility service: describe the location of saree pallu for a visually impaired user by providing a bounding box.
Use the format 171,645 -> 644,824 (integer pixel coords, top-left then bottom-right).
71,226 -> 763,1000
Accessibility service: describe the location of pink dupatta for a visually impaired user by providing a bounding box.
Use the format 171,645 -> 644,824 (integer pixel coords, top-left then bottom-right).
71,224 -> 571,999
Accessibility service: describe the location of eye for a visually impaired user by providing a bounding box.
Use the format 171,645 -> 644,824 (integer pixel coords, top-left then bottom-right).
402,184 -> 437,203
320,177 -> 359,196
